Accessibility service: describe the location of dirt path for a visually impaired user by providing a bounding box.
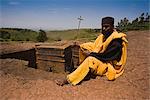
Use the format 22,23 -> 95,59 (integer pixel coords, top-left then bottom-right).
0,30 -> 150,100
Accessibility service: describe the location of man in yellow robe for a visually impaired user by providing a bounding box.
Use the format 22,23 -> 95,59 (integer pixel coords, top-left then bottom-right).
56,17 -> 128,86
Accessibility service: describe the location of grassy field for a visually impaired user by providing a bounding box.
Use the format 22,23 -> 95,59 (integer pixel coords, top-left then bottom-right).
0,28 -> 38,42
0,28 -> 99,42
46,29 -> 99,42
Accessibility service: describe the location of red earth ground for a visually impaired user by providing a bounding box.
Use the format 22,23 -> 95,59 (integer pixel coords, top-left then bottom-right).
0,30 -> 150,100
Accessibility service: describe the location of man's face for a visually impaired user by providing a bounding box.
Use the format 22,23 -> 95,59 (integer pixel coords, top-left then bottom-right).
102,23 -> 114,37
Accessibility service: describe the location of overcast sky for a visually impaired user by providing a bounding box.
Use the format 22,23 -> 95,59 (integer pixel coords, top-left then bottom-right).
0,0 -> 149,30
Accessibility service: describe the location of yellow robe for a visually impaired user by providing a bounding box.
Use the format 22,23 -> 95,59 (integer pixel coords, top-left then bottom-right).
67,30 -> 128,85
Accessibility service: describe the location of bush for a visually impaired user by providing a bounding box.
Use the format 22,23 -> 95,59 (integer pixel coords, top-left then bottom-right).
26,38 -> 30,41
36,29 -> 48,42
0,31 -> 11,39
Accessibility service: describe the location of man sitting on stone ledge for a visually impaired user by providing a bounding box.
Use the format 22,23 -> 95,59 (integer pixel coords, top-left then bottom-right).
55,17 -> 128,86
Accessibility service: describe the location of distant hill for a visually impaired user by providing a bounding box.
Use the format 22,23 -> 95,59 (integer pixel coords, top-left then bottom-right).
0,28 -> 100,42
0,28 -> 38,42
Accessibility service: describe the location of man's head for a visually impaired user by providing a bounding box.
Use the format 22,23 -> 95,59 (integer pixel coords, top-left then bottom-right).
101,17 -> 114,38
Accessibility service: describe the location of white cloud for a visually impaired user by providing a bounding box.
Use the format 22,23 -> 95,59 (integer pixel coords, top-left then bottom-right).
48,9 -> 57,14
47,7 -> 71,14
8,1 -> 20,5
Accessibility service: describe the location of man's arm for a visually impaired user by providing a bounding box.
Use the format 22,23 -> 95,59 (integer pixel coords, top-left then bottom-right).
89,39 -> 122,62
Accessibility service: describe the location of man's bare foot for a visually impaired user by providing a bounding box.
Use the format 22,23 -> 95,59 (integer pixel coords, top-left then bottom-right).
55,78 -> 68,86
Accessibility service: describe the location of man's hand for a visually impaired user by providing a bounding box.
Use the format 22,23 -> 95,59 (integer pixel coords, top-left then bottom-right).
82,49 -> 91,56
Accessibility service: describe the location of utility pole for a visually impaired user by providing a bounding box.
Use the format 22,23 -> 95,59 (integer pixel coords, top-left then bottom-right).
77,16 -> 83,38
77,16 -> 83,30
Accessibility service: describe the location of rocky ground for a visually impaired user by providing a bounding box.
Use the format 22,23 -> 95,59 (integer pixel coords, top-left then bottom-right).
0,30 -> 150,100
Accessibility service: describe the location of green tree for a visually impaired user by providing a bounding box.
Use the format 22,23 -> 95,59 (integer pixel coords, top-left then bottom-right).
36,29 -> 48,42
116,17 -> 129,31
145,12 -> 150,22
139,13 -> 144,23
117,12 -> 150,31
131,18 -> 139,30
